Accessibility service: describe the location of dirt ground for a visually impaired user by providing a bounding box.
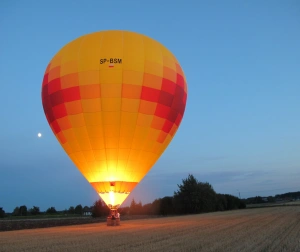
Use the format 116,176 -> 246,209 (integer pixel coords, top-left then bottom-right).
0,206 -> 299,252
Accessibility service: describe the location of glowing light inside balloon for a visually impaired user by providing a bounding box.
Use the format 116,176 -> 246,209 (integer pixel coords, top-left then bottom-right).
38,133 -> 42,138
100,192 -> 129,210
109,191 -> 115,206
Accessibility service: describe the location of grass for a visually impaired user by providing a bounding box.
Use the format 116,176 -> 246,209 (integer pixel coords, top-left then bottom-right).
3,214 -> 83,220
246,200 -> 300,208
0,206 -> 299,252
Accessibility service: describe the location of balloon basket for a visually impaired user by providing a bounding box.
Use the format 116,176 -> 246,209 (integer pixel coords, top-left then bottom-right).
107,217 -> 120,226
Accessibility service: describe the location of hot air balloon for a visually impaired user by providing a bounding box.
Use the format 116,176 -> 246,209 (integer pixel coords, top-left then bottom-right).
41,30 -> 187,211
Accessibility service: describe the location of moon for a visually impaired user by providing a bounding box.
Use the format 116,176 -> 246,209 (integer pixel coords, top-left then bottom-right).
38,133 -> 42,138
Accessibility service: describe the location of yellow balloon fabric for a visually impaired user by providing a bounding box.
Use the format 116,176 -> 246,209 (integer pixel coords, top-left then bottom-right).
41,30 -> 188,209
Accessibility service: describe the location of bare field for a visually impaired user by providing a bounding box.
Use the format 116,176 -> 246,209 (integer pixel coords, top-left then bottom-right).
1,206 -> 299,252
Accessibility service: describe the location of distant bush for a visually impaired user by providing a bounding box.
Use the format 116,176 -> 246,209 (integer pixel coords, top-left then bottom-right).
46,207 -> 57,214
29,206 -> 40,215
12,205 -> 28,216
75,204 -> 83,215
0,207 -> 5,218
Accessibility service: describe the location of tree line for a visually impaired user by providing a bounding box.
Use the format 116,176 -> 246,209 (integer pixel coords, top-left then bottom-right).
1,174 -> 246,218
0,204 -> 88,218
92,174 -> 246,217
244,191 -> 300,205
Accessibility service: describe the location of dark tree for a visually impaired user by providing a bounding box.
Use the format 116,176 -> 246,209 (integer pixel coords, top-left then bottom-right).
150,199 -> 161,215
12,207 -> 20,216
195,182 -> 217,212
129,198 -> 137,215
173,174 -> 198,214
136,201 -> 143,214
46,207 -> 57,214
276,191 -> 300,200
118,206 -> 129,216
221,194 -> 246,210
216,194 -> 227,211
0,207 -> 5,218
160,196 -> 174,215
173,174 -> 217,214
29,206 -> 40,215
19,205 -> 28,216
68,206 -> 75,214
92,199 -> 109,217
267,196 -> 275,203
147,197 -> 175,215
142,203 -> 153,215
75,204 -> 83,215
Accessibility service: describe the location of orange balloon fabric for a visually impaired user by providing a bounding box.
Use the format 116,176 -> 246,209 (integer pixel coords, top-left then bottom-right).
41,30 -> 188,209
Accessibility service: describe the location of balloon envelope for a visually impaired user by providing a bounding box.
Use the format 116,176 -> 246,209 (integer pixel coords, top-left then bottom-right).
41,30 -> 187,209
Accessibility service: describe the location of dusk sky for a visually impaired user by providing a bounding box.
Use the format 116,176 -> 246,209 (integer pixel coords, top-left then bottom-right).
1,1 -> 299,212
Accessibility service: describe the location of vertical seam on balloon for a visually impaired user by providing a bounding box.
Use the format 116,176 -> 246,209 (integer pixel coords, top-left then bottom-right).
132,34 -> 146,183
165,55 -> 176,139
90,33 -> 105,183
136,35 -> 147,175
115,30 -> 124,191
94,33 -> 106,183
97,33 -> 108,181
76,34 -> 96,180
137,39 -> 158,180
122,34 -> 142,185
65,36 -> 90,182
129,35 -> 146,183
139,43 -> 165,182
159,44 -> 167,142
143,40 -> 166,180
